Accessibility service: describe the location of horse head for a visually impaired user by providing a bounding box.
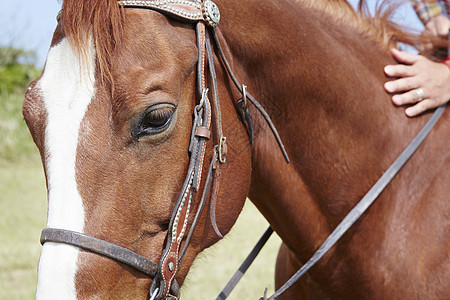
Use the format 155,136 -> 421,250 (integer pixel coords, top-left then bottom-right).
25,0 -> 450,298
23,0 -> 252,298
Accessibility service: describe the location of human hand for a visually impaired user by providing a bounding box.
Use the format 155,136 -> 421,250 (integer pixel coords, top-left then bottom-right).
424,15 -> 450,38
384,48 -> 450,117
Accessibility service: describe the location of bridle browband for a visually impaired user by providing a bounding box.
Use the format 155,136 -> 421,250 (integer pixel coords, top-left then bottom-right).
40,1 -> 289,300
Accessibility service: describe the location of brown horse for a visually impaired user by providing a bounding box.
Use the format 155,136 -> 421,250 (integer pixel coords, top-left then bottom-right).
23,0 -> 449,299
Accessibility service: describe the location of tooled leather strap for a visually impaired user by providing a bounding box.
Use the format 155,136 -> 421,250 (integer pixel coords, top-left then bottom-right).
150,20 -> 216,300
176,25 -> 227,267
192,22 -> 212,192
119,0 -> 220,27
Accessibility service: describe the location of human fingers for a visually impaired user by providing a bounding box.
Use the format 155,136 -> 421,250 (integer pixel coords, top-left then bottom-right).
433,16 -> 450,37
391,88 -> 424,106
384,64 -> 416,78
405,99 -> 436,117
384,76 -> 418,94
390,48 -> 420,65
425,19 -> 439,36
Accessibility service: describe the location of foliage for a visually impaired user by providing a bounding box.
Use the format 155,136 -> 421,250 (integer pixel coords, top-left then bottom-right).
0,46 -> 41,162
0,47 -> 40,94
0,91 -> 40,162
0,161 -> 47,299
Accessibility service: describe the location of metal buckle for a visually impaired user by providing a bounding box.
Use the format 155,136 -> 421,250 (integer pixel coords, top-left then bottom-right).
242,84 -> 247,106
218,136 -> 227,164
149,288 -> 159,300
258,288 -> 269,300
197,88 -> 209,113
189,88 -> 209,153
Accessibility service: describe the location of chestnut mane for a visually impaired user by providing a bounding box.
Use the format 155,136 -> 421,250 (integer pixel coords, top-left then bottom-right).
304,0 -> 448,57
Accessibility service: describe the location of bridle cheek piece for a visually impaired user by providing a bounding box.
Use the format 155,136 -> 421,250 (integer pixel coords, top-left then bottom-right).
40,1 -> 289,300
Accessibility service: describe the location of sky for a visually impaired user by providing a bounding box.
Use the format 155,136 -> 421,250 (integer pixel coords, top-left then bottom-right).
0,0 -> 61,67
0,0 -> 423,68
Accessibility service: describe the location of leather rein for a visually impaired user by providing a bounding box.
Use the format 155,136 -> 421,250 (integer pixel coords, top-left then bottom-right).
40,1 -> 289,300
219,104 -> 447,300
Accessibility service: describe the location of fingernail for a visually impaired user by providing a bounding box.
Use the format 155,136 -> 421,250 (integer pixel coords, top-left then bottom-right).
384,82 -> 393,91
384,66 -> 393,75
392,95 -> 401,105
405,108 -> 415,117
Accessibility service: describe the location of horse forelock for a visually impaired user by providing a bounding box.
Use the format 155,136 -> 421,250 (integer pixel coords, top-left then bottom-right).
61,0 -> 124,87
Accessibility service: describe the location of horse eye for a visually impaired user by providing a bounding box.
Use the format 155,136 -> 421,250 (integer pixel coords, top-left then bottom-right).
132,105 -> 175,139
142,107 -> 173,129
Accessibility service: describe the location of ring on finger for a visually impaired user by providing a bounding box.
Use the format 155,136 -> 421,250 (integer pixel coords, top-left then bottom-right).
412,88 -> 424,102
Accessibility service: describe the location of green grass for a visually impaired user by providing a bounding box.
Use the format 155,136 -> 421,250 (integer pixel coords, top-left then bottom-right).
0,160 -> 47,299
0,158 -> 281,299
181,203 -> 281,299
0,90 -> 40,163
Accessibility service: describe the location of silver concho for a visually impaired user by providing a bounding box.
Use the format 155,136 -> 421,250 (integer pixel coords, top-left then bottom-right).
203,0 -> 220,27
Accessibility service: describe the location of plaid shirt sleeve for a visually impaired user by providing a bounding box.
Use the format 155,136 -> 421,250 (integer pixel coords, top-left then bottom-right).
410,0 -> 449,25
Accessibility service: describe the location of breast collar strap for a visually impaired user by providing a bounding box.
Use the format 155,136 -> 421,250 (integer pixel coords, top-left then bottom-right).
41,1 -> 290,300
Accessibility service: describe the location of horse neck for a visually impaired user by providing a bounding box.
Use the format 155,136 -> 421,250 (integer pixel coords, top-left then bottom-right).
217,0 -> 427,259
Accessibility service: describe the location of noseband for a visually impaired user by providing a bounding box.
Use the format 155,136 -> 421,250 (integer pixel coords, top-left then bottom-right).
40,1 -> 289,299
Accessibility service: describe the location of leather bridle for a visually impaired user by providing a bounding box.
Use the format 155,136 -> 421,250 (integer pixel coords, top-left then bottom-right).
39,1 -> 449,299
40,1 -> 289,300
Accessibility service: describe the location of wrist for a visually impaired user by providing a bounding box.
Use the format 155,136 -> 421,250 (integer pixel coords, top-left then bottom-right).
443,57 -> 450,68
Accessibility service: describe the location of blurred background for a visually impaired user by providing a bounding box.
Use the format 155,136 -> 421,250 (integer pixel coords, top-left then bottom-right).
0,0 -> 424,299
0,2 -> 61,298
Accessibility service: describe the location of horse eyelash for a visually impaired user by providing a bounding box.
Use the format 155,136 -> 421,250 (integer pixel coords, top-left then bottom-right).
132,106 -> 175,139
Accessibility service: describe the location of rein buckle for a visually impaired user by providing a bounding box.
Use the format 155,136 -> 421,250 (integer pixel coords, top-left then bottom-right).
237,85 -> 254,145
218,136 -> 227,164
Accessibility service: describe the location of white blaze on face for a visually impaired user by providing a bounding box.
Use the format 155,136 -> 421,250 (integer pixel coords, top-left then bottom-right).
36,37 -> 96,299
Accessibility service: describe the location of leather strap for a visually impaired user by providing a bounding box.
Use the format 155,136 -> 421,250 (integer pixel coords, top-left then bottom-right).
210,28 -> 290,163
179,147 -> 218,264
192,22 -> 212,192
214,105 -> 447,300
263,104 -> 447,300
237,85 -> 255,145
216,227 -> 274,300
119,0 -> 220,27
150,20 -> 218,300
195,126 -> 211,139
40,228 -> 180,295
